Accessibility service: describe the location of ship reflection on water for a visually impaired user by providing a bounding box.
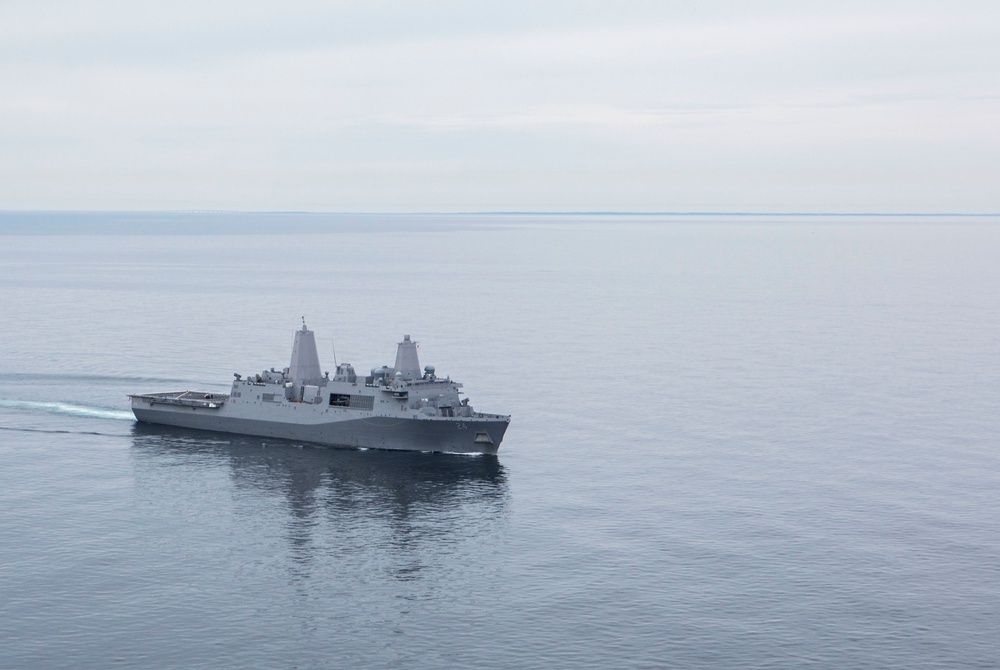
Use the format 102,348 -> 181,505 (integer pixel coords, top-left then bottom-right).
128,423 -> 509,582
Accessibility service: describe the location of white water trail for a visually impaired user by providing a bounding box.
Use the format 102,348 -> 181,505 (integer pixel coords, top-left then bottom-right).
0,400 -> 134,421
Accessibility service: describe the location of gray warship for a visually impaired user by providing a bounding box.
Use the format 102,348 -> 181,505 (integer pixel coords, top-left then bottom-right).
129,322 -> 510,454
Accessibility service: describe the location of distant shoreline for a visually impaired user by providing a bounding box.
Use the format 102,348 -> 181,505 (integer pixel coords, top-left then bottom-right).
1,210 -> 997,235
1,210 -> 998,217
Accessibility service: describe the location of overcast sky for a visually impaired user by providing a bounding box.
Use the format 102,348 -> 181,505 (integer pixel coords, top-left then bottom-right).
1,1 -> 998,212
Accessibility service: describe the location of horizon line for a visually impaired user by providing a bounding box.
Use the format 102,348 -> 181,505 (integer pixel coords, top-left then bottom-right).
1,209 -> 999,217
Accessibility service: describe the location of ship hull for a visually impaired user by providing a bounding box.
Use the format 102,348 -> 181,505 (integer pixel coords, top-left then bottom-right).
131,404 -> 507,454
129,326 -> 511,454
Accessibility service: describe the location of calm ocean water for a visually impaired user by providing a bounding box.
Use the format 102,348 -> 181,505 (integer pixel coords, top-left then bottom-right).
1,213 -> 998,668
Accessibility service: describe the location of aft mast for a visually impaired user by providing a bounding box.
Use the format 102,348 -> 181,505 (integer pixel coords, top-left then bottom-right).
289,317 -> 323,383
393,334 -> 421,380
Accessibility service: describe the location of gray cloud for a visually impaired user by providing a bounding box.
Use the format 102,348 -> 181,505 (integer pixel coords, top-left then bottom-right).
1,1 -> 998,211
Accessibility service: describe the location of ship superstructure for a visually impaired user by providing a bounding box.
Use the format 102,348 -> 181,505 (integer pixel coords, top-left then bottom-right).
129,322 -> 510,454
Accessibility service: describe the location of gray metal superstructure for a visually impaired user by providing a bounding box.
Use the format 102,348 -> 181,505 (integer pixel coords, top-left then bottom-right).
129,323 -> 510,454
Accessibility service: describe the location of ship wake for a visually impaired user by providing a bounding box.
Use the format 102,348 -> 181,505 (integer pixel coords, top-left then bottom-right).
0,399 -> 134,421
